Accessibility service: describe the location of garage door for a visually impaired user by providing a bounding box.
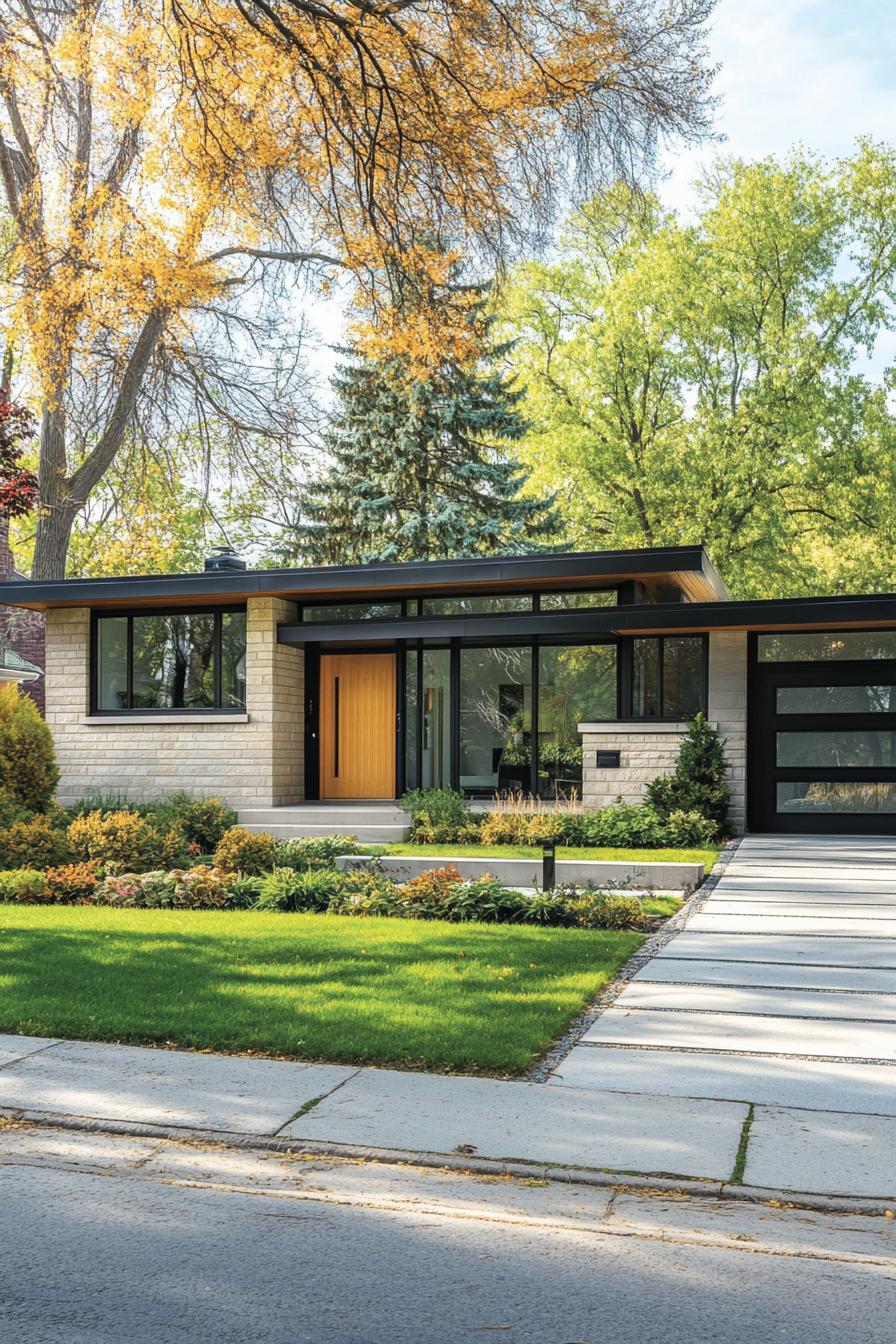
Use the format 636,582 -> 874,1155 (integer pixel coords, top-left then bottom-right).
748,630 -> 896,834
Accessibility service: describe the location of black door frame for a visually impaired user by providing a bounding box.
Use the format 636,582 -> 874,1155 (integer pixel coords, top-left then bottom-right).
747,634 -> 896,833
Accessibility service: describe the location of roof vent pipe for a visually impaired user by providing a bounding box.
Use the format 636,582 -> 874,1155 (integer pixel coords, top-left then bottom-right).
204,546 -> 247,573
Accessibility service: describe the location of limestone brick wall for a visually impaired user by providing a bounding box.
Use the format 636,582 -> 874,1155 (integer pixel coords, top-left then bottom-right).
579,723 -> 690,811
45,597 -> 304,808
579,630 -> 749,832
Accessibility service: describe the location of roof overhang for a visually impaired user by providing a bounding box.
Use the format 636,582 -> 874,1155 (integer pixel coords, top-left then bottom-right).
278,591 -> 896,645
0,545 -> 728,611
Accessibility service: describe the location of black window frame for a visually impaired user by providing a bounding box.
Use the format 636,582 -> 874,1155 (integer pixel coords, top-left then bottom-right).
90,606 -> 248,715
299,589 -> 621,624
390,634 -> 621,800
300,598 -> 406,623
623,633 -> 709,721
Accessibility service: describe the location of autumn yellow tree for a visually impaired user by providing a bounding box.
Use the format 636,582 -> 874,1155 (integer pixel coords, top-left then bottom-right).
0,0 -> 716,577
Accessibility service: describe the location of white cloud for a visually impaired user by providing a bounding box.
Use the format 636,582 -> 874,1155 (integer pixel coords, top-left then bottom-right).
661,0 -> 896,213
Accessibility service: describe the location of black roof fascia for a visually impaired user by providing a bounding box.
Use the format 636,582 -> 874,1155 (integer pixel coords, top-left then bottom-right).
0,545 -> 724,609
278,591 -> 896,645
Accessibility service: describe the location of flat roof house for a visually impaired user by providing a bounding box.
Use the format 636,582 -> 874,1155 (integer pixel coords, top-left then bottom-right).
3,543 -> 896,835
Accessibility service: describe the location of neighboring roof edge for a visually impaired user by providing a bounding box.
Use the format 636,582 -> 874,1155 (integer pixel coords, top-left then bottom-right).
0,647 -> 42,681
0,545 -> 726,610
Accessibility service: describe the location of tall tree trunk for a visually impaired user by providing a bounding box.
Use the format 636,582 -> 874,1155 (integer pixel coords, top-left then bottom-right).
31,309 -> 167,580
32,405 -> 71,580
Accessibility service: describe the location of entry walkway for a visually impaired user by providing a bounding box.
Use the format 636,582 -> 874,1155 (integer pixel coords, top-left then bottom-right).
550,834 -> 896,1194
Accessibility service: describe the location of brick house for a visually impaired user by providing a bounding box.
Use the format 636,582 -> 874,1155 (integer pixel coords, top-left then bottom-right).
1,543 -> 896,834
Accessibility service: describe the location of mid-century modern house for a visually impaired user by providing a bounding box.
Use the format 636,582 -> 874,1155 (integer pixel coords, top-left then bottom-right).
3,543 -> 896,835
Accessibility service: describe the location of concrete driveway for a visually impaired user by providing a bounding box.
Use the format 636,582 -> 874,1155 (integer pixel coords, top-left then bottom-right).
550,834 -> 896,1194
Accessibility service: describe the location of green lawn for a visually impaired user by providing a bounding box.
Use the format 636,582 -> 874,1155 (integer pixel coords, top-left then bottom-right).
0,905 -> 644,1075
372,843 -> 720,872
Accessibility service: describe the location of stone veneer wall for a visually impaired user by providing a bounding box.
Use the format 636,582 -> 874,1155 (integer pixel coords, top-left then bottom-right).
579,631 -> 748,832
45,595 -> 304,808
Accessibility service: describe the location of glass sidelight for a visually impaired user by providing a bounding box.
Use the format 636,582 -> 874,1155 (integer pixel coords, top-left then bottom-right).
403,647 -> 453,791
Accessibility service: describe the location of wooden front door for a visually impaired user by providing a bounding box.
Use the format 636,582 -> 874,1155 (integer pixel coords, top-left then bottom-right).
319,653 -> 397,798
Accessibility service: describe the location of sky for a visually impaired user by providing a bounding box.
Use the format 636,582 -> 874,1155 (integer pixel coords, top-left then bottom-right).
304,0 -> 896,382
662,0 -> 896,213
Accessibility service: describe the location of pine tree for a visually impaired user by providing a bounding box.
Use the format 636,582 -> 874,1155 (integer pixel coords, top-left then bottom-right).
295,305 -> 557,564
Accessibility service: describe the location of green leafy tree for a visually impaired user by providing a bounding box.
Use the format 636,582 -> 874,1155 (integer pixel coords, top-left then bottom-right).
294,301 -> 558,564
501,144 -> 896,596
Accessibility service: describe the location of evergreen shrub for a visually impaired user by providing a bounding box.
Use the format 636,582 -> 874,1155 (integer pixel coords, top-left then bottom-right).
645,714 -> 730,837
0,684 -> 58,811
0,815 -> 71,870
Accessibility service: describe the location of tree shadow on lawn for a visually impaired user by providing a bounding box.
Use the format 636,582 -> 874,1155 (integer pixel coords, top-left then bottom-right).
0,915 -> 641,1073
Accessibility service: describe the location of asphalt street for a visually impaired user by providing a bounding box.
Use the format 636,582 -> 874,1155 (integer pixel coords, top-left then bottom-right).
0,1128 -> 894,1344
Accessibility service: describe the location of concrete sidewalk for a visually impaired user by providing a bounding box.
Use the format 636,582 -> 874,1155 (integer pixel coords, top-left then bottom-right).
1,835 -> 894,1205
0,1028 -> 894,1205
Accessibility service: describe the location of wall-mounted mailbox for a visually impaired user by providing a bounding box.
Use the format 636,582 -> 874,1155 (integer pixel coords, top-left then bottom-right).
595,750 -> 621,768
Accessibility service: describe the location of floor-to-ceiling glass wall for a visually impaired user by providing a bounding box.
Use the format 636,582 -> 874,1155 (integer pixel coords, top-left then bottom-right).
537,644 -> 617,797
459,647 -> 533,793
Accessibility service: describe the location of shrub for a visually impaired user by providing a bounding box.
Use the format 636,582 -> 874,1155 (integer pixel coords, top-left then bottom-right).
0,684 -> 59,812
662,808 -> 718,847
96,866 -> 242,909
400,788 -> 477,842
327,869 -> 401,917
442,875 -> 527,923
68,810 -> 163,873
645,714 -> 730,836
255,866 -> 343,912
46,862 -> 99,903
579,803 -> 666,848
214,826 -> 276,875
478,810 -> 529,845
0,815 -> 72,870
274,835 -> 365,870
523,813 -> 569,845
563,887 -> 646,931
0,793 -> 34,831
0,868 -> 50,903
67,793 -> 130,818
151,793 -> 238,851
159,820 -> 195,869
395,865 -> 464,918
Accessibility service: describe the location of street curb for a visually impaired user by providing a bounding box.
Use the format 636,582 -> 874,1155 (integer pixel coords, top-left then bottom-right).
3,1103 -> 893,1218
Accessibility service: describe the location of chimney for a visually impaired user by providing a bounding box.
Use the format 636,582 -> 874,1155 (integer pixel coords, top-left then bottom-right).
204,546 -> 247,573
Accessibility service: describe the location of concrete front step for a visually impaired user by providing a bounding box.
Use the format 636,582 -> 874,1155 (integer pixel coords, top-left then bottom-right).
238,806 -> 410,825
236,805 -> 412,842
239,823 -> 410,842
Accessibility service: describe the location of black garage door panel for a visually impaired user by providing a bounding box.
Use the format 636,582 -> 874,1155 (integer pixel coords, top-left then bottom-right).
748,647 -> 896,834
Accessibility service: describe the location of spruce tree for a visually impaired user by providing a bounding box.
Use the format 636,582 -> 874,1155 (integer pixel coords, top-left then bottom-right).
295,303 -> 557,564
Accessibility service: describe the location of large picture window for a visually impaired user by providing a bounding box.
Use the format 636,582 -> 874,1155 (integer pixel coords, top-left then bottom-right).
94,609 -> 247,712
